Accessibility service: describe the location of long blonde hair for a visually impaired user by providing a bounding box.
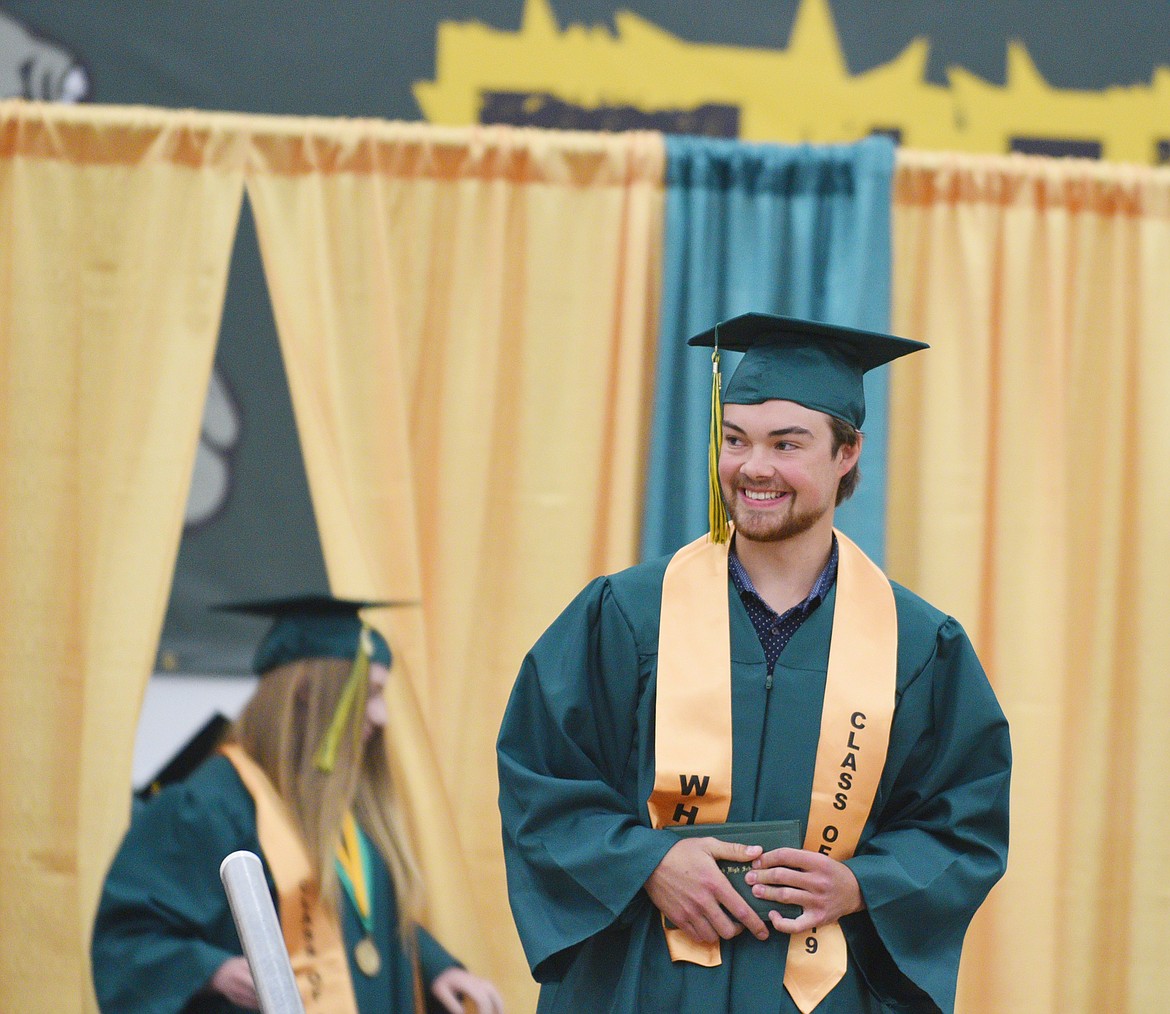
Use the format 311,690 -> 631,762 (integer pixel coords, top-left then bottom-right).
229,656 -> 423,936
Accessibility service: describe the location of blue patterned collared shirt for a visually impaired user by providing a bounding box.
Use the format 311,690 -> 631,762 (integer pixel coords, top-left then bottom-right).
728,536 -> 839,675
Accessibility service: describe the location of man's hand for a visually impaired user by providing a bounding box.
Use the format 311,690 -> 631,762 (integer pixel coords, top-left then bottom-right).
644,837 -> 770,943
208,956 -> 259,1010
430,966 -> 505,1014
745,847 -> 864,933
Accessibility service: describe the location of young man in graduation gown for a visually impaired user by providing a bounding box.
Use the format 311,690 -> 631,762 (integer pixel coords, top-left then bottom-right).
93,597 -> 504,1014
497,315 -> 1011,1013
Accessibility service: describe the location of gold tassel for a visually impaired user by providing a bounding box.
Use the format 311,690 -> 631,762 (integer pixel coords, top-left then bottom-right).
708,346 -> 730,544
313,626 -> 373,773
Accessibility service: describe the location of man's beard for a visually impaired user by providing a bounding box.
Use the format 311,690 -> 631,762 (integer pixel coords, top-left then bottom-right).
723,480 -> 828,543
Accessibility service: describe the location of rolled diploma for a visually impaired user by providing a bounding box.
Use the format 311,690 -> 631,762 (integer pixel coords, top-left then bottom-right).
220,850 -> 306,1014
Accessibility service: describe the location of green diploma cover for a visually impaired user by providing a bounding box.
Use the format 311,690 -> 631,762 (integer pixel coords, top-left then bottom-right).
664,819 -> 804,921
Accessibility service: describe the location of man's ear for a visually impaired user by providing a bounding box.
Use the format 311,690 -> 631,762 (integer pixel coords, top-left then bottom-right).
837,432 -> 863,475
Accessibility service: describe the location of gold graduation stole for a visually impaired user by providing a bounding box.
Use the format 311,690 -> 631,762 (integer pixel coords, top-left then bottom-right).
648,530 -> 897,1013
647,534 -> 735,966
221,744 -> 360,1014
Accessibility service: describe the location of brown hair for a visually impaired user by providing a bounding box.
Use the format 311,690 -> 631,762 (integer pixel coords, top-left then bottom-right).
229,657 -> 422,937
829,416 -> 862,505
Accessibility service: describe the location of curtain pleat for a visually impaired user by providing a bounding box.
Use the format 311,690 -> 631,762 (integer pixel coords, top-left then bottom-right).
641,135 -> 895,561
0,101 -> 245,1013
890,150 -> 1170,1012
246,120 -> 665,1008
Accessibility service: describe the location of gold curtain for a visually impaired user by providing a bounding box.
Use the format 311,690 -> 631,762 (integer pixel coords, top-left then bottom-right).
889,150 -> 1170,1012
245,120 -> 665,1007
0,102 -> 245,1011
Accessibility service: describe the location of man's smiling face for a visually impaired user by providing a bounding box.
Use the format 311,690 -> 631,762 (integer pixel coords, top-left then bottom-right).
718,400 -> 860,544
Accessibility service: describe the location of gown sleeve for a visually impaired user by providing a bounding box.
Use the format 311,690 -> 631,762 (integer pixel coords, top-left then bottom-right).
416,919 -> 465,1014
496,577 -> 675,981
417,924 -> 459,985
91,759 -> 257,1013
844,615 -> 1011,1012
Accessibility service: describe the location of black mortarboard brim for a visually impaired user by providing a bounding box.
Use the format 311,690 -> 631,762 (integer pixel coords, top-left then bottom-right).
687,313 -> 929,428
215,595 -> 404,675
135,712 -> 231,800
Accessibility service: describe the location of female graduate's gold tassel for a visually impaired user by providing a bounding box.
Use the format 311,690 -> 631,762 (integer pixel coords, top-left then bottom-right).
708,345 -> 730,544
313,626 -> 374,773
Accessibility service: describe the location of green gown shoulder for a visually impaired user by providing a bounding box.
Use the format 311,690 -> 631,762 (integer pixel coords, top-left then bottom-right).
92,755 -> 265,1013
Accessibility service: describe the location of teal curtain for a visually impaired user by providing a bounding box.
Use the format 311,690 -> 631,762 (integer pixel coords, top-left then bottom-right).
641,135 -> 896,563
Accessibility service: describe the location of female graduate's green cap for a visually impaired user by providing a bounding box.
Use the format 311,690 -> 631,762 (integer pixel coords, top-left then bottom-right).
687,312 -> 928,543
687,312 -> 928,429
217,595 -> 394,675
218,595 -> 401,772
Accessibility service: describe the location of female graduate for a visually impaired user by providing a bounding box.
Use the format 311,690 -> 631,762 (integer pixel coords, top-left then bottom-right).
92,596 -> 503,1014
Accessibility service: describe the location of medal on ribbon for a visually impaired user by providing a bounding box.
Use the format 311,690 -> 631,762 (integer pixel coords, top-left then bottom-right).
336,813 -> 381,978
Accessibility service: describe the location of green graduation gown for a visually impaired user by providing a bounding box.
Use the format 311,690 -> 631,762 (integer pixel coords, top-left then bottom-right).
497,556 -> 1010,1013
92,754 -> 458,1014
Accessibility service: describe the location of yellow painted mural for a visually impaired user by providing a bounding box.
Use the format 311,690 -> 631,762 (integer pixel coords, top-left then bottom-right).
414,0 -> 1170,163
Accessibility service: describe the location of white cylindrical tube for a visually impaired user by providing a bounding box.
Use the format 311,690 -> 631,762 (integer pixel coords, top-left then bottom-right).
220,850 -> 305,1014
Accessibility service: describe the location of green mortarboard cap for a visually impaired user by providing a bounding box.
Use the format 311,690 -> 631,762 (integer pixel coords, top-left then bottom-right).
217,595 -> 395,675
688,313 -> 928,428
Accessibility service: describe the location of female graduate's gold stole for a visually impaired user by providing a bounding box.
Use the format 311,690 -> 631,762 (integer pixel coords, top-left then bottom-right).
648,530 -> 897,1014
220,744 -> 359,1014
